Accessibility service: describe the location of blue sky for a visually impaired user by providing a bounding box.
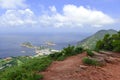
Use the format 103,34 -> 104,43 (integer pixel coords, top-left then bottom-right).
27,0 -> 120,17
0,0 -> 120,33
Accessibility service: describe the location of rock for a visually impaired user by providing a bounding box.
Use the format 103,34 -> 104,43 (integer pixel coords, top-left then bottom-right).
105,57 -> 120,64
95,57 -> 106,66
90,57 -> 106,66
79,65 -> 88,69
75,68 -> 82,72
99,51 -> 114,57
92,51 -> 107,58
105,57 -> 114,63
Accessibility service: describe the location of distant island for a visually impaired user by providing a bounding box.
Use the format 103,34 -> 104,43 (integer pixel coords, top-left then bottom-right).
21,42 -> 59,56
45,41 -> 56,46
21,42 -> 34,48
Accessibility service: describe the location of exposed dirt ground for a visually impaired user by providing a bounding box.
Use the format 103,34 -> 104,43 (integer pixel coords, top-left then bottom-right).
40,52 -> 120,80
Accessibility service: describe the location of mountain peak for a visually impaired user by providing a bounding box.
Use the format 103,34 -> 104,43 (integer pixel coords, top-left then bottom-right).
78,29 -> 118,49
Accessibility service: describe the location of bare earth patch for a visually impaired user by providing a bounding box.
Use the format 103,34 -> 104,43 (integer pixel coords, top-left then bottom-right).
40,52 -> 120,80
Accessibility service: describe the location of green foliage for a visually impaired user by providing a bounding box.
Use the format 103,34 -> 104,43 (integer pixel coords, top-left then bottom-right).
82,57 -> 99,66
21,57 -> 52,71
49,45 -> 84,61
95,31 -> 120,52
0,66 -> 43,80
86,49 -> 94,57
56,56 -> 66,61
78,29 -> 117,50
0,56 -> 52,80
62,44 -> 75,56
48,52 -> 63,60
95,40 -> 104,51
74,46 -> 84,54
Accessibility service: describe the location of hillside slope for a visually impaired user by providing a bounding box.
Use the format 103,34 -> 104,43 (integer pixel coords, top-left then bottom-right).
77,29 -> 117,49
40,52 -> 120,80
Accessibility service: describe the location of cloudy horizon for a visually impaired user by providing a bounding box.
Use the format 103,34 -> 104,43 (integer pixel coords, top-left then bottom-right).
0,0 -> 120,33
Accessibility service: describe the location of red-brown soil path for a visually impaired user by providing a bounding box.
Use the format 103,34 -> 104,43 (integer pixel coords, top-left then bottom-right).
40,52 -> 120,80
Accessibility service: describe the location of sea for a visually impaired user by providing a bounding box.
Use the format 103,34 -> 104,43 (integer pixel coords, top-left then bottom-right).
0,33 -> 89,58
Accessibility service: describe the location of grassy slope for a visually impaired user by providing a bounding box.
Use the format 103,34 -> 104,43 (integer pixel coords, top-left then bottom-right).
78,29 -> 117,50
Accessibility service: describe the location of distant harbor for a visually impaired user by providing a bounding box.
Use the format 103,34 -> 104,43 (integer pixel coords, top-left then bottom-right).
21,42 -> 59,56
0,42 -> 59,71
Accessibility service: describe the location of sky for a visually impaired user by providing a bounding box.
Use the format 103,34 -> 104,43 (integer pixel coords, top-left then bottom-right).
0,0 -> 120,34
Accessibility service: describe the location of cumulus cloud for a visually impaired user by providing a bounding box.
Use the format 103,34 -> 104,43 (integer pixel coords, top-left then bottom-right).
39,5 -> 115,27
0,9 -> 37,26
0,0 -> 27,9
49,6 -> 57,13
0,4 -> 115,27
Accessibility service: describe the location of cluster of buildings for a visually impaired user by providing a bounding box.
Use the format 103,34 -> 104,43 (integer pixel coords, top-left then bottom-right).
35,48 -> 59,57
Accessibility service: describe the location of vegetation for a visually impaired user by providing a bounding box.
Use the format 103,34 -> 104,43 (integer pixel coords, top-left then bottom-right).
82,57 -> 99,66
0,56 -> 32,72
86,49 -> 94,57
0,45 -> 84,80
74,46 -> 84,54
78,29 -> 117,50
0,67 -> 43,80
0,56 -> 52,80
95,31 -> 120,52
49,45 -> 84,61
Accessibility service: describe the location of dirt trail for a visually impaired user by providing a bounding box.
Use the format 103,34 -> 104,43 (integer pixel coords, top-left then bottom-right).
40,52 -> 120,80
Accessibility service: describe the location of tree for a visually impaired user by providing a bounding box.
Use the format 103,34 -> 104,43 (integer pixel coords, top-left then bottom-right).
95,40 -> 104,50
95,31 -> 120,52
103,34 -> 113,50
112,32 -> 120,52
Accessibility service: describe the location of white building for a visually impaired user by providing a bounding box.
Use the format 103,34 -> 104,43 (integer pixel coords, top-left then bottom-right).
34,48 -> 59,57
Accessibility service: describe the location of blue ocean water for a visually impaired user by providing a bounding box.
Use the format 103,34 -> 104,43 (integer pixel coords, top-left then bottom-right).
0,33 -> 88,58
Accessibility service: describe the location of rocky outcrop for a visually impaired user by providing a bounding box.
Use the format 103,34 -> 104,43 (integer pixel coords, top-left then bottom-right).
91,51 -> 120,65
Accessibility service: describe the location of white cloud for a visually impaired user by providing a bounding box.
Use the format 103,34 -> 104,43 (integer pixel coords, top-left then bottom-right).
49,6 -> 57,13
39,5 -> 115,27
0,4 -> 115,27
0,0 -> 27,9
0,9 -> 37,26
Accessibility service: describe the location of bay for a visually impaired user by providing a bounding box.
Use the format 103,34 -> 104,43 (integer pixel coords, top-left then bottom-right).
0,33 -> 88,58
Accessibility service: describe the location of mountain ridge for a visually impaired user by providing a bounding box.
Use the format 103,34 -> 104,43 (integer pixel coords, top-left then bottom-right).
77,29 -> 118,49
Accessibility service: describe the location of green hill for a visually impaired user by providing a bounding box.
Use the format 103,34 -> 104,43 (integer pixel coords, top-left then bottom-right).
77,29 -> 117,50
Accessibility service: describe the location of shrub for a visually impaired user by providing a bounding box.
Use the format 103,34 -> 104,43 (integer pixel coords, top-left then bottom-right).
48,52 -> 63,60
74,46 -> 84,54
95,32 -> 120,52
56,56 -> 66,61
86,50 -> 94,57
0,66 -> 43,80
49,45 -> 84,61
62,44 -> 75,56
21,56 -> 52,71
82,57 -> 99,66
0,56 -> 52,80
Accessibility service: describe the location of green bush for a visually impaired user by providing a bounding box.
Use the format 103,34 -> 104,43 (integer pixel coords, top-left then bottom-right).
49,45 -> 84,61
48,52 -> 63,60
0,56 -> 52,80
82,57 -> 99,66
62,45 -> 75,56
86,50 -> 94,57
21,57 -> 52,71
95,31 -> 120,52
74,46 -> 84,54
56,56 -> 66,61
0,66 -> 43,80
